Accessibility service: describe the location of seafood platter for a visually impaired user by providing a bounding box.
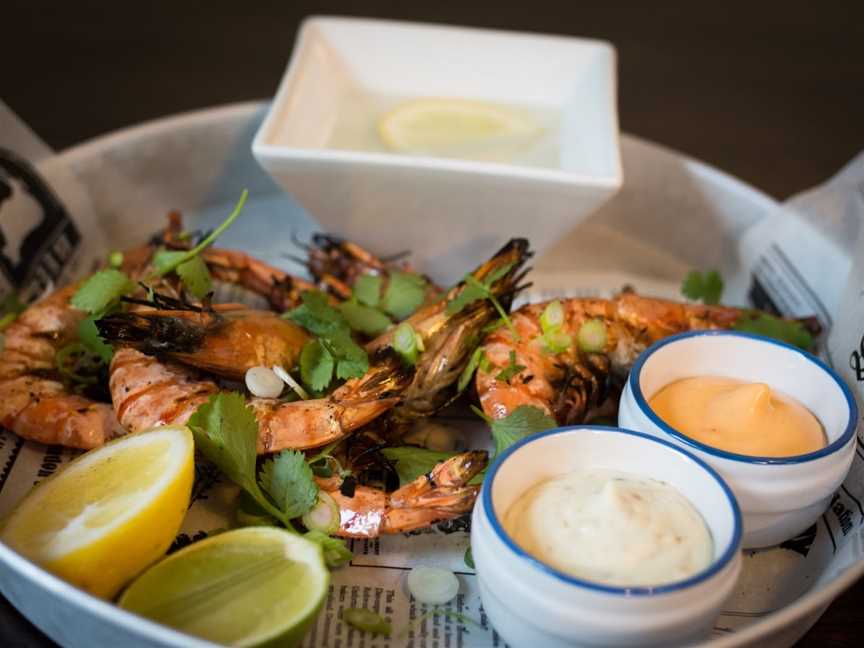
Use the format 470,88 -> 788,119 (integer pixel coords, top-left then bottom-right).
1,19 -> 863,648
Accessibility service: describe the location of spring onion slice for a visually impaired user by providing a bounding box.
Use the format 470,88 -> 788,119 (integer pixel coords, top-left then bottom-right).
272,365 -> 310,400
577,318 -> 607,353
301,492 -> 340,534
342,608 -> 392,636
406,566 -> 460,605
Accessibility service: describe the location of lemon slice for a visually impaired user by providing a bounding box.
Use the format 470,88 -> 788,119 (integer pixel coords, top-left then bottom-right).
0,425 -> 194,599
119,527 -> 329,648
378,98 -> 540,160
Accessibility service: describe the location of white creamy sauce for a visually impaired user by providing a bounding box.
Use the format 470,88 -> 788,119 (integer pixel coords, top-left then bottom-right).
502,469 -> 713,587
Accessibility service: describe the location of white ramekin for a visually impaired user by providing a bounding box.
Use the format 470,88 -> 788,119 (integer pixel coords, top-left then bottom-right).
471,426 -> 742,647
619,330 -> 858,549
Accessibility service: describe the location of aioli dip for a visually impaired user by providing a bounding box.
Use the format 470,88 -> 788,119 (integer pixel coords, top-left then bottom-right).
503,469 -> 712,587
649,376 -> 825,457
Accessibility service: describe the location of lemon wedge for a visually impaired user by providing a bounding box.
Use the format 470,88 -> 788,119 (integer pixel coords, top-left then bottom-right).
119,527 -> 329,648
377,98 -> 540,160
0,425 -> 194,599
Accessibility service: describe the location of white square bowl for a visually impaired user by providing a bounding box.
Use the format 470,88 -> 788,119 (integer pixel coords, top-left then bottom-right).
252,16 -> 622,283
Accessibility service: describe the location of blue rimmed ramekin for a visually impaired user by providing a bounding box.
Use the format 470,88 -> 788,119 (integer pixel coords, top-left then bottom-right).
470,426 -> 742,647
619,330 -> 858,549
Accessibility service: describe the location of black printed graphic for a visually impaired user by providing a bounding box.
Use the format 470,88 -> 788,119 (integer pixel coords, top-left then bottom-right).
779,523 -> 818,557
747,275 -> 781,316
0,148 -> 80,297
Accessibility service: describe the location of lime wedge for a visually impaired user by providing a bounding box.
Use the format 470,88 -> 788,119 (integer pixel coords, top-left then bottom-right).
378,98 -> 540,160
119,527 -> 328,647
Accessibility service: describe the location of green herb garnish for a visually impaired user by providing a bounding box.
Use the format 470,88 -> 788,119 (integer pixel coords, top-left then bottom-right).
72,191 -> 247,314
342,608 -> 392,636
76,316 -> 113,362
338,301 -> 392,336
107,250 -> 124,268
537,300 -> 574,354
188,393 -> 316,527
681,269 -> 724,305
473,404 -> 557,456
495,350 -> 526,383
258,450 -> 319,521
393,321 -> 422,365
456,346 -> 491,393
304,530 -> 352,568
287,291 -> 369,389
446,262 -> 518,338
381,271 -> 427,319
0,293 -> 27,331
381,446 -> 458,486
353,274 -> 382,308
175,255 -> 212,299
299,339 -> 335,393
464,546 -> 475,569
151,190 -> 248,279
70,269 -> 136,315
733,311 -> 814,350
576,318 -> 607,353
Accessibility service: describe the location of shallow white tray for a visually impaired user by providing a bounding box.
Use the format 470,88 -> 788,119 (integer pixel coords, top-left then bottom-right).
0,102 -> 861,647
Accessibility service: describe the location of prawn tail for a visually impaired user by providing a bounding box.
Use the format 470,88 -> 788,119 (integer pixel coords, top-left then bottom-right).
390,450 -> 488,510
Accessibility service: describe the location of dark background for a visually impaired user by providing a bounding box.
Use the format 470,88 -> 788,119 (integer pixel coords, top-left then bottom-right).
2,1 -> 863,646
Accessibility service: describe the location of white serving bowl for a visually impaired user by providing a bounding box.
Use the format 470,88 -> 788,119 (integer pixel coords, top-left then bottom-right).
252,16 -> 622,284
471,426 -> 742,648
619,331 -> 858,549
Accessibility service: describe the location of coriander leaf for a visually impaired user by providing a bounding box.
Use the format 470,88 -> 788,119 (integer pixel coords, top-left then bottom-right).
259,450 -> 319,519
152,249 -> 188,275
483,261 -> 517,288
188,392 -> 290,527
488,405 -> 556,456
76,316 -> 113,363
336,357 -> 369,380
681,270 -> 724,305
304,530 -> 353,568
495,350 -> 526,383
286,291 -> 344,335
481,318 -> 505,334
176,255 -> 212,299
445,280 -> 487,317
733,312 -> 814,350
381,446 -> 458,486
457,346 -> 486,393
149,190 -> 248,279
381,271 -> 427,320
300,339 -> 335,392
338,301 -> 392,336
354,274 -> 382,308
445,262 -> 519,338
288,292 -> 370,384
328,328 -> 369,379
71,269 -> 135,315
188,392 -> 259,494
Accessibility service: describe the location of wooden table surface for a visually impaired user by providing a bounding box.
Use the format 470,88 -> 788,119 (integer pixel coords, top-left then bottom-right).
2,1 -> 863,646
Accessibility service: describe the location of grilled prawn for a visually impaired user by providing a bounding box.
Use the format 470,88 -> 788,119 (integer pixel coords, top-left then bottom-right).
318,450 -> 488,537
106,239 -> 530,451
476,291 -> 751,425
